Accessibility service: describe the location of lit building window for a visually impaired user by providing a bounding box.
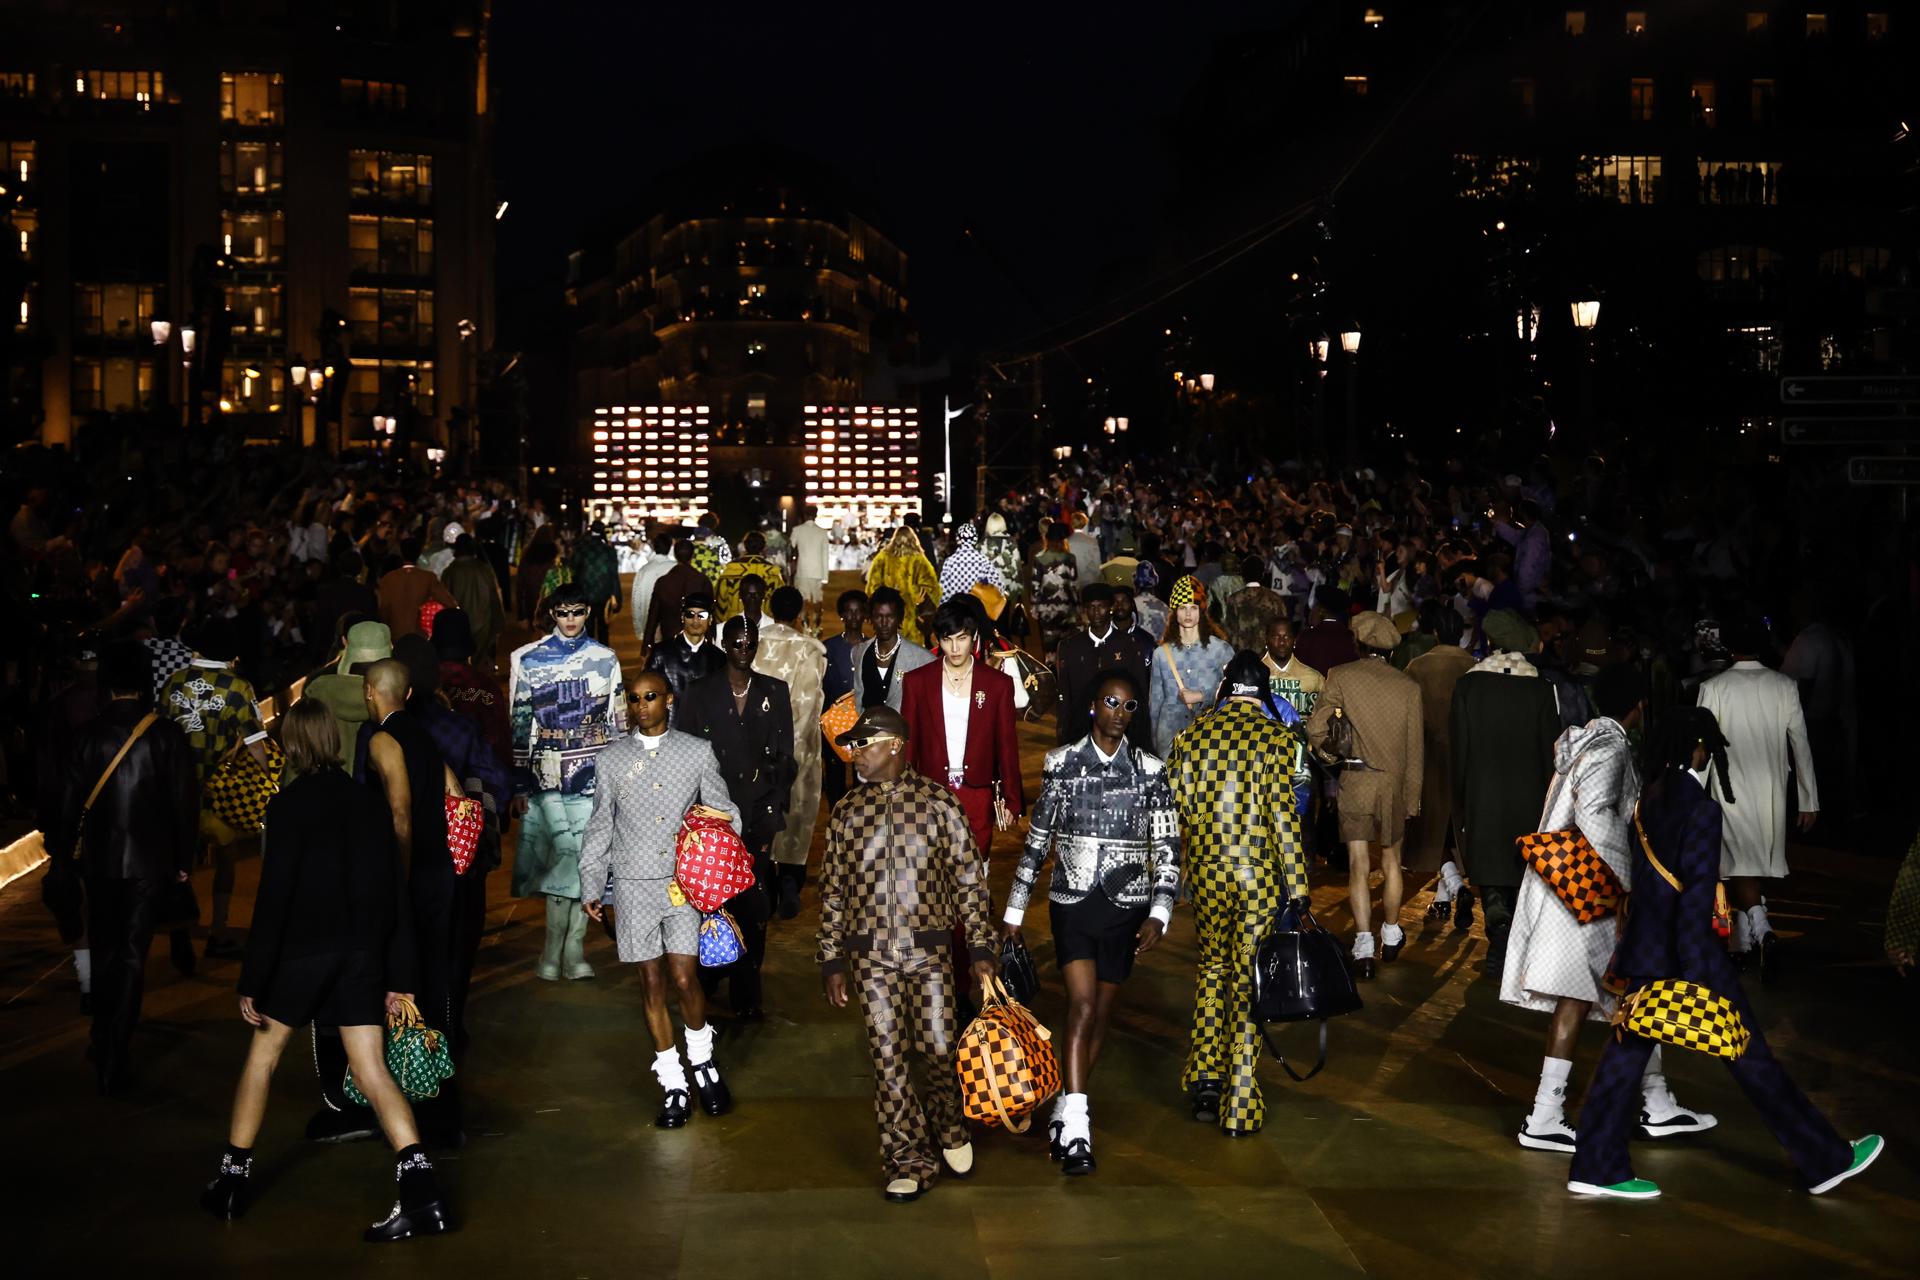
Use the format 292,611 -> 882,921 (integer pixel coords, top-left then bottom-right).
1746,11 -> 1769,34
219,359 -> 283,411
15,282 -> 32,330
348,150 -> 433,204
72,357 -> 103,410
73,283 -> 166,338
224,282 -> 285,339
1362,8 -> 1385,26
1804,12 -> 1827,37
5,139 -> 31,183
1691,80 -> 1717,128
1565,10 -> 1587,36
746,395 -> 767,419
1816,245 -> 1892,279
1626,10 -> 1647,35
802,406 -> 922,529
0,72 -> 34,99
1577,155 -> 1663,204
346,288 -> 434,346
76,69 -> 165,105
1727,326 -> 1782,374
1341,75 -> 1369,98
587,405 -> 714,523
1866,11 -> 1889,38
220,71 -> 283,126
1511,77 -> 1536,119
340,78 -> 408,114
347,357 -> 435,419
9,209 -> 34,261
1629,77 -> 1655,122
221,209 -> 286,265
349,215 -> 435,275
1696,158 -> 1782,206
220,140 -> 284,195
1697,247 -> 1782,305
1453,154 -> 1540,200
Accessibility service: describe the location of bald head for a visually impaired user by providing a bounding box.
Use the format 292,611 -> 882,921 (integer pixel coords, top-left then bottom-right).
364,657 -> 411,713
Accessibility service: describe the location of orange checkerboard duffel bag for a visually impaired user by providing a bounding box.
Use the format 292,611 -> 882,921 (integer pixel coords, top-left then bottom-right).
1516,827 -> 1624,924
956,975 -> 1060,1133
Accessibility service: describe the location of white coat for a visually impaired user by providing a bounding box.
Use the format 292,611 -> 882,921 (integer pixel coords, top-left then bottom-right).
1695,661 -> 1818,878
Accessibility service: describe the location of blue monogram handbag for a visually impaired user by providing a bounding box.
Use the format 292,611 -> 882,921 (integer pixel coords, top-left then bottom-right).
697,910 -> 746,967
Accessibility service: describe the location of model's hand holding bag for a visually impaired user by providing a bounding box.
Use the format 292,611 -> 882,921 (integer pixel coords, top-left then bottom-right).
956,975 -> 1059,1132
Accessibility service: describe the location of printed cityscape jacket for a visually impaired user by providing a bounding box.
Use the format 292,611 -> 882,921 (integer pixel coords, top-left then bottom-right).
1005,736 -> 1182,926
815,769 -> 995,975
507,629 -> 624,797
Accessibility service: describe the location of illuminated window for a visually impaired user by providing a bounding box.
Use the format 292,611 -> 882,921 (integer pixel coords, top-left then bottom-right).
1629,77 -> 1655,122
4,139 -> 31,183
1626,10 -> 1647,35
1511,77 -> 1536,119
0,72 -> 34,99
1577,155 -> 1663,204
347,357 -> 435,417
1453,154 -> 1540,200
1804,12 -> 1827,37
9,209 -> 34,260
746,283 -> 766,299
224,282 -> 284,338
1691,80 -> 1717,128
1696,159 -> 1782,205
349,215 -> 434,275
1727,326 -> 1782,374
219,140 -> 284,195
348,151 -> 432,204
1565,10 -> 1587,35
1866,11 -> 1888,38
1341,75 -> 1369,98
73,357 -> 103,410
340,78 -> 408,114
1751,78 -> 1777,123
746,396 -> 767,419
1696,245 -> 1782,299
220,359 -> 283,411
76,70 -> 164,104
222,209 -> 285,265
220,72 -> 283,125
1816,245 -> 1892,279
73,283 -> 166,338
1746,11 -> 1769,34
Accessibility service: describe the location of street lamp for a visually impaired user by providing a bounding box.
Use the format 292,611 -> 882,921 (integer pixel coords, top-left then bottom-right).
1570,299 -> 1601,330
1339,328 -> 1362,355
151,319 -> 172,347
1570,298 -> 1600,442
1340,326 -> 1362,465
1308,335 -> 1330,369
180,325 -> 197,356
1199,372 -> 1216,392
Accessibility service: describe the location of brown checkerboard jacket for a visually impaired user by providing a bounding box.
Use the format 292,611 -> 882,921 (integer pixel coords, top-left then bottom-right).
816,769 -> 996,976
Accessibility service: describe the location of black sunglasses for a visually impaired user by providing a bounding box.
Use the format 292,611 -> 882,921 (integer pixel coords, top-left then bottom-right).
843,734 -> 897,750
552,606 -> 589,619
627,689 -> 664,703
1101,695 -> 1141,712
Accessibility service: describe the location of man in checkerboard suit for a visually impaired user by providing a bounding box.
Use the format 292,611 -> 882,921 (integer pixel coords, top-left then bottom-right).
816,704 -> 998,1204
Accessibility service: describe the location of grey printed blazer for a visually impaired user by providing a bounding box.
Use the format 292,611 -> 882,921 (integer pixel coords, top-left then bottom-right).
578,729 -> 741,890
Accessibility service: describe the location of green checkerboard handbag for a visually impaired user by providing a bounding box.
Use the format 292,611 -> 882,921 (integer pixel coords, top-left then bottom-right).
1611,979 -> 1750,1061
344,996 -> 456,1104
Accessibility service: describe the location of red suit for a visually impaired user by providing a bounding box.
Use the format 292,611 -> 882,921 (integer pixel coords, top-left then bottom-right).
900,660 -> 1025,859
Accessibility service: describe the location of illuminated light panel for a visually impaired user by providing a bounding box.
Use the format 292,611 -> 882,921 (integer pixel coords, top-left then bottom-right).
587,404 -> 715,525
801,404 -> 923,530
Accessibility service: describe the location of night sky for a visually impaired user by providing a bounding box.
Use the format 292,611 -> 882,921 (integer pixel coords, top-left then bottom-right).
491,2 -> 1301,359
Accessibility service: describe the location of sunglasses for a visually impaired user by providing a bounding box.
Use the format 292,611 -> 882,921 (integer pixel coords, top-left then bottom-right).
843,734 -> 898,750
552,606 -> 590,619
1101,695 -> 1141,712
682,609 -> 711,620
626,690 -> 664,703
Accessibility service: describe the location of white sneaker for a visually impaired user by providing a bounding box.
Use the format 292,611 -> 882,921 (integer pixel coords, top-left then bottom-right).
1638,1104 -> 1718,1139
884,1177 -> 923,1203
1518,1115 -> 1578,1153
941,1142 -> 975,1177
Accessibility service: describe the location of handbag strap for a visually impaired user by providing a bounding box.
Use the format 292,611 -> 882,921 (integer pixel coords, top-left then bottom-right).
1257,1019 -> 1330,1083
81,712 -> 160,818
1158,643 -> 1188,695
1632,802 -> 1682,894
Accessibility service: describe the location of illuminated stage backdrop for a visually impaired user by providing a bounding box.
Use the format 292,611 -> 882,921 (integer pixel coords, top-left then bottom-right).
589,404 -> 713,525
803,404 -> 921,529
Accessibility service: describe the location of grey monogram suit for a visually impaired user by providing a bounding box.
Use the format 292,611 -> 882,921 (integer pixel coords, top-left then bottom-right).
578,729 -> 741,962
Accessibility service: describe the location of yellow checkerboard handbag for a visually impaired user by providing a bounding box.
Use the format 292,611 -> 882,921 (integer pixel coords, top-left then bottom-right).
1516,828 -> 1623,923
1611,979 -> 1750,1060
205,739 -> 284,833
956,975 -> 1060,1132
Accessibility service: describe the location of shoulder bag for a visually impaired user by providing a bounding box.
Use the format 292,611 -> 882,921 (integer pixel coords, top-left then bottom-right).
1517,828 -> 1623,923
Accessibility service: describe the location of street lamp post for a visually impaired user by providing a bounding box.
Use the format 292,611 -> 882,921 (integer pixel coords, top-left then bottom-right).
1309,334 -> 1330,457
942,396 -> 970,523
1340,328 -> 1362,466
1570,298 -> 1600,443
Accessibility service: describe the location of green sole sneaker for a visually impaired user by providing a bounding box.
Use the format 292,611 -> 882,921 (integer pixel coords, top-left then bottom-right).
1809,1135 -> 1885,1195
1568,1178 -> 1661,1200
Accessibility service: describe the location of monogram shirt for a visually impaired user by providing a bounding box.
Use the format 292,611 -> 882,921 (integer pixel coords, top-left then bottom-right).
158,659 -> 268,785
1006,736 -> 1182,926
816,769 -> 995,975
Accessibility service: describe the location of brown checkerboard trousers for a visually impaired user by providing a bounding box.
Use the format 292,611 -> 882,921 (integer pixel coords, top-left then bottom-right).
1181,855 -> 1288,1134
853,948 -> 966,1184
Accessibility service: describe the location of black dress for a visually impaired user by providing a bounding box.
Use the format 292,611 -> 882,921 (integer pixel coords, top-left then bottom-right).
240,768 -> 414,1027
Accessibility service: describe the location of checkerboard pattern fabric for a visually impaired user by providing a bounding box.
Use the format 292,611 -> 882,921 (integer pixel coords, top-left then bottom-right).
853,949 -> 966,1185
1181,856 -> 1288,1133
956,979 -> 1059,1130
205,739 -> 283,833
1165,704 -> 1310,901
1518,827 -> 1623,923
1613,979 -> 1750,1060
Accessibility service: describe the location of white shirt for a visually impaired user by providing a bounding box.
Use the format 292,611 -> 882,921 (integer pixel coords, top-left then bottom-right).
942,682 -> 970,774
635,729 -> 666,750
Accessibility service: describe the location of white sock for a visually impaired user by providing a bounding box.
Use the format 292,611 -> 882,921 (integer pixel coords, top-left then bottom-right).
1351,931 -> 1376,960
1439,861 -> 1464,897
1748,901 -> 1772,939
1059,1092 -> 1090,1145
1730,907 -> 1752,953
1049,1094 -> 1068,1124
74,949 -> 92,994
1640,1046 -> 1675,1114
1530,1056 -> 1572,1127
652,1047 -> 688,1093
1381,923 -> 1405,947
684,1021 -> 715,1067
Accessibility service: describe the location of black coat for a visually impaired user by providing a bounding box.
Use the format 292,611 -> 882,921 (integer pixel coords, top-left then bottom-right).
59,699 -> 198,881
239,768 -> 417,1000
1054,628 -> 1153,750
676,670 -> 795,846
1614,768 -> 1734,989
1448,665 -> 1559,887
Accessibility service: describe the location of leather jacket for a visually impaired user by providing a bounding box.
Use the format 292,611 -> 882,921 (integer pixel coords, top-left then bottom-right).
59,698 -> 199,880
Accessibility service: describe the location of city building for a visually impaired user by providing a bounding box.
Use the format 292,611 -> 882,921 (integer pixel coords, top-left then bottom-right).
567,159 -> 922,524
0,0 -> 494,454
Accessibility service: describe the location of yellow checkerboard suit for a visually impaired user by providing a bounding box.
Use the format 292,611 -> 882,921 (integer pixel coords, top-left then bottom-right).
1166,702 -> 1309,1133
1612,978 -> 1750,1060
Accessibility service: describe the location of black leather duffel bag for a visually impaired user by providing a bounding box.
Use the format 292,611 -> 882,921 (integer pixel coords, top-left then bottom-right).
1248,898 -> 1363,1081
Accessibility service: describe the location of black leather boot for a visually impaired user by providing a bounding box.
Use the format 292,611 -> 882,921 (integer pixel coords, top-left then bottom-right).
364,1148 -> 453,1243
200,1151 -> 252,1220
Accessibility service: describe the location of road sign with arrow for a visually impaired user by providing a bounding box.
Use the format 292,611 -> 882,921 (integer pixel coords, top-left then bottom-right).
1779,375 -> 1920,405
1780,416 -> 1917,444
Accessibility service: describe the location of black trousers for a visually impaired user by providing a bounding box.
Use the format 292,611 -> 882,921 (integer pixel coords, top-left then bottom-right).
704,842 -> 774,1012
448,863 -> 488,1060
87,875 -> 159,1082
821,733 -> 851,809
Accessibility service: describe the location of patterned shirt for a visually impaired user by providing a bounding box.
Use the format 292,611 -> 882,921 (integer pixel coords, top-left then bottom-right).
1261,653 -> 1325,719
507,629 -> 625,797
1007,737 -> 1181,926
815,769 -> 995,975
716,555 -> 787,621
158,659 -> 268,786
142,637 -> 197,704
1165,701 -> 1310,901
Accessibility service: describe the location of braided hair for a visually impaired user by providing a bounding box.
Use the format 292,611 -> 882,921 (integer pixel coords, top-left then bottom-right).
1654,705 -> 1735,805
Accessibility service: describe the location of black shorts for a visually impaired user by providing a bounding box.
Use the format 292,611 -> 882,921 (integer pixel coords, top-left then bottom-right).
1049,895 -> 1149,985
256,950 -> 386,1028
